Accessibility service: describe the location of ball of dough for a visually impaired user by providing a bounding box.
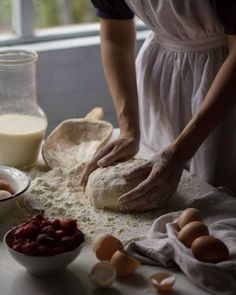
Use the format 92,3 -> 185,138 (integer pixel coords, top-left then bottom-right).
86,159 -> 147,211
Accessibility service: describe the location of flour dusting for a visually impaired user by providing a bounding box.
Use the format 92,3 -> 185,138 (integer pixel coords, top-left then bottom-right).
44,141 -> 100,169
20,165 -> 212,244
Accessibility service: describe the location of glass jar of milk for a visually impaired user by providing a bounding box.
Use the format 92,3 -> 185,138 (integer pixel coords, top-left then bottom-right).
0,49 -> 47,169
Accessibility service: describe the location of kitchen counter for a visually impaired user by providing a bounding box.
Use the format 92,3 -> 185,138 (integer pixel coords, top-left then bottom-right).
0,130 -> 213,295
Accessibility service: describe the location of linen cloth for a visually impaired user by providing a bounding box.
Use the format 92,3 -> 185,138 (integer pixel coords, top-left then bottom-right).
126,188 -> 236,295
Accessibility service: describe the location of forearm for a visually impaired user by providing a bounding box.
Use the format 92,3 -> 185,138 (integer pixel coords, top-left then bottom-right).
100,19 -> 140,139
173,35 -> 236,161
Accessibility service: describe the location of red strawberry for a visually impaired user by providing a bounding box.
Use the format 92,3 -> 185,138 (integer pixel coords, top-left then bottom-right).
36,234 -> 55,246
61,236 -> 76,251
37,245 -> 53,256
12,243 -> 22,253
41,226 -> 56,237
24,223 -> 41,239
21,241 -> 37,255
60,219 -> 77,234
73,231 -> 85,246
52,219 -> 61,230
55,229 -> 66,240
14,227 -> 26,240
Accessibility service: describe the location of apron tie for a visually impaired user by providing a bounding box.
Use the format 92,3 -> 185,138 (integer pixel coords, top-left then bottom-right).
153,33 -> 227,51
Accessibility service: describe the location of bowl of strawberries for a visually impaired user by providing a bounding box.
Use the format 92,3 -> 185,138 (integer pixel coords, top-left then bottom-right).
4,214 -> 85,276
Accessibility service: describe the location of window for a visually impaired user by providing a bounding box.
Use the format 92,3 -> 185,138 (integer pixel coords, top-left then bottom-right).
0,1 -> 12,34
0,0 -> 146,46
33,0 -> 96,29
0,0 -> 99,45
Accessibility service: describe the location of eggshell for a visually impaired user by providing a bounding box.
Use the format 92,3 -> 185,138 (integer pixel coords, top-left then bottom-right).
191,235 -> 229,263
178,221 -> 209,247
178,208 -> 201,229
0,179 -> 13,194
150,272 -> 176,292
110,250 -> 140,276
0,190 -> 12,200
92,233 -> 123,261
89,262 -> 116,288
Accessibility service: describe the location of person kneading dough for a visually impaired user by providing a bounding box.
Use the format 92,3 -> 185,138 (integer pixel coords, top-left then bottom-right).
85,159 -> 166,212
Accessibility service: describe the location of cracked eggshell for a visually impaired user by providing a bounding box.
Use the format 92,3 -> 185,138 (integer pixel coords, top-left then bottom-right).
150,272 -> 176,292
89,262 -> 116,288
110,250 -> 140,277
92,233 -> 124,261
178,208 -> 202,229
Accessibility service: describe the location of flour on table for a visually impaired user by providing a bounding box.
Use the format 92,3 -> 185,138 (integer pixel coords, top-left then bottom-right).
21,165 -> 212,244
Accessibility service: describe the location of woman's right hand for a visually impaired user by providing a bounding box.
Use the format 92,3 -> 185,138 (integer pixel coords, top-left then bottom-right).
80,135 -> 139,189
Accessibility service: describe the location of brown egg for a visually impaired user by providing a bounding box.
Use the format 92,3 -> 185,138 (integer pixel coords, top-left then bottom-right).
0,179 -> 13,194
178,221 -> 209,247
191,235 -> 229,263
92,233 -> 123,261
178,208 -> 202,229
110,250 -> 140,276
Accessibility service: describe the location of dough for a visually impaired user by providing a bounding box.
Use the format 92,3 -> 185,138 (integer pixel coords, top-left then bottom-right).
86,159 -> 147,211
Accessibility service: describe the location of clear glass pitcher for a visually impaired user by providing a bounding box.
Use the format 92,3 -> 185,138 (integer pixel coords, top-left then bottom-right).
0,49 -> 47,169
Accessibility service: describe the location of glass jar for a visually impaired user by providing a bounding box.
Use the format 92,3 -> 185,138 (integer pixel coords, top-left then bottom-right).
0,49 -> 47,169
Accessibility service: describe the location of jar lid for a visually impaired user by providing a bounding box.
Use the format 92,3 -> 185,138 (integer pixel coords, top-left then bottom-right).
0,49 -> 38,66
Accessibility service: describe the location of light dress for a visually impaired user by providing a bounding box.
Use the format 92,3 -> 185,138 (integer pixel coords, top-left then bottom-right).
124,0 -> 236,192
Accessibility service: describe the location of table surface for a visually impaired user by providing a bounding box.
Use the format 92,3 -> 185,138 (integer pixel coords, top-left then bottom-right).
0,130 -> 213,295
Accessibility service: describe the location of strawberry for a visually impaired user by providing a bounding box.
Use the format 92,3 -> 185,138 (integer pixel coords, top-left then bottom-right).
60,219 -> 77,234
55,229 -> 66,239
61,236 -> 76,251
21,241 -> 37,255
41,226 -> 56,237
24,223 -> 41,239
73,231 -> 85,246
52,219 -> 61,230
37,245 -> 53,256
36,234 -> 55,246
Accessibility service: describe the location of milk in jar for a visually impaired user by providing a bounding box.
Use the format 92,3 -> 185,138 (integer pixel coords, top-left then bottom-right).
0,49 -> 48,168
0,114 -> 47,168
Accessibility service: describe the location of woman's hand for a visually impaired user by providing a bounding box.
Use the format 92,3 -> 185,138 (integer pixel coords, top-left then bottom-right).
118,145 -> 185,212
80,135 -> 139,188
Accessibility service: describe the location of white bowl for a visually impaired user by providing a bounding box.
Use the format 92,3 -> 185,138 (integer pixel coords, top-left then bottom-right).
4,228 -> 84,276
0,166 -> 30,216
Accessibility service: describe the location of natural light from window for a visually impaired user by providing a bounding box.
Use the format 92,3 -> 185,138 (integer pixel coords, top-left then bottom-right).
0,0 -> 146,46
0,0 -> 12,34
33,0 -> 97,29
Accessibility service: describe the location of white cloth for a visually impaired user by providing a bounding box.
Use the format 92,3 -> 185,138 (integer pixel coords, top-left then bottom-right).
126,189 -> 236,295
124,0 -> 236,192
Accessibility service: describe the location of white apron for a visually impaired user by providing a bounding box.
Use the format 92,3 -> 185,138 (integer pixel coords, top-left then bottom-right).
124,0 -> 236,192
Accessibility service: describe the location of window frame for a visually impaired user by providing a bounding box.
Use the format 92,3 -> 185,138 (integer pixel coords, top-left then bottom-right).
0,0 -> 147,46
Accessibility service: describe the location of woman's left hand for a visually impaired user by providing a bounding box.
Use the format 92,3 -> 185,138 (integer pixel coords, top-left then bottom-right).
118,145 -> 185,212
